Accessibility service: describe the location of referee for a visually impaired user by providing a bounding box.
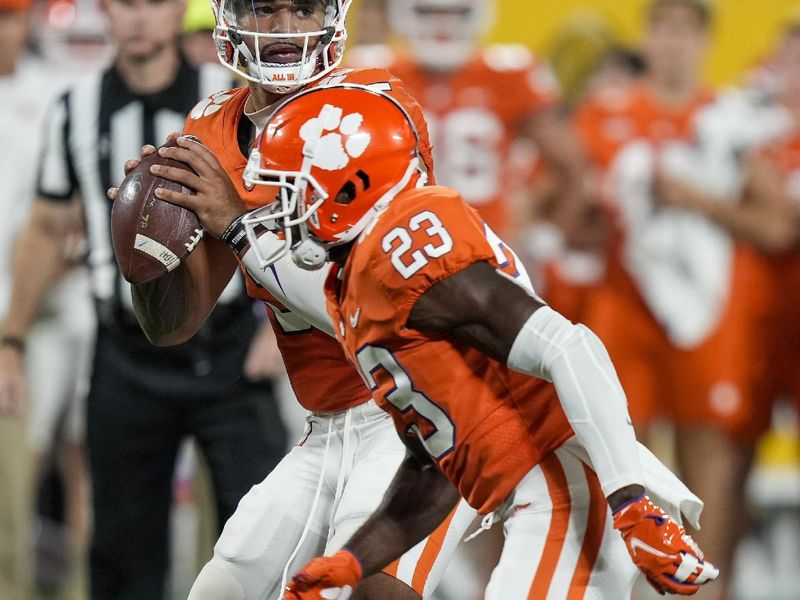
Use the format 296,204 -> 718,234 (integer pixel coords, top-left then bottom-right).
0,0 -> 287,598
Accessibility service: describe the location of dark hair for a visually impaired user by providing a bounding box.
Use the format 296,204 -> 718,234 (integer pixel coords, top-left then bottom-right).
599,47 -> 647,78
784,20 -> 800,40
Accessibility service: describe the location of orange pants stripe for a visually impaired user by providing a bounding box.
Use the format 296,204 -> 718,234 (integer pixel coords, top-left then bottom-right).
528,453 -> 572,598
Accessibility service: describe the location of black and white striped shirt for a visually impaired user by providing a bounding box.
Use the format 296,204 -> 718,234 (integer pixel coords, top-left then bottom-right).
37,58 -> 257,390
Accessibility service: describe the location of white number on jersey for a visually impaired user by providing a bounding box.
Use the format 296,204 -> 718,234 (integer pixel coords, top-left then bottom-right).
427,108 -> 504,205
382,210 -> 454,279
483,223 -> 536,294
356,345 -> 455,459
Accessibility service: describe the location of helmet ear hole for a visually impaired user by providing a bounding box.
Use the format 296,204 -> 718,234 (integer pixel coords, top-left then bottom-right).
335,180 -> 357,205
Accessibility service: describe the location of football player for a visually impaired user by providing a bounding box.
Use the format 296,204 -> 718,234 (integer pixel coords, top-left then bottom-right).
110,1 -> 475,599
743,21 -> 800,485
155,84 -> 720,600
347,0 -> 585,243
656,19 -> 800,462
573,2 -> 787,596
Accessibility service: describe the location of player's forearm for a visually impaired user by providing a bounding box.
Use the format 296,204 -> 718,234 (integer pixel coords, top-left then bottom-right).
507,306 -> 645,500
695,195 -> 797,253
2,210 -> 68,339
239,232 -> 336,336
547,159 -> 587,244
527,112 -> 588,241
411,263 -> 645,504
133,236 -> 237,345
344,452 -> 460,577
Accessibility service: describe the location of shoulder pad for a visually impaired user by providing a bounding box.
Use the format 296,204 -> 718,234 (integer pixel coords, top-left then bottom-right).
189,88 -> 239,121
344,44 -> 397,69
482,44 -> 535,72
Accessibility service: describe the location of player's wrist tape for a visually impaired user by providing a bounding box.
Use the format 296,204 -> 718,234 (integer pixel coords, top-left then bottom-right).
0,335 -> 25,353
220,213 -> 250,255
611,494 -> 646,516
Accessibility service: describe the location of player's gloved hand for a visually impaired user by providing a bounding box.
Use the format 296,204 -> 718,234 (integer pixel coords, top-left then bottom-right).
613,495 -> 719,595
284,549 -> 363,600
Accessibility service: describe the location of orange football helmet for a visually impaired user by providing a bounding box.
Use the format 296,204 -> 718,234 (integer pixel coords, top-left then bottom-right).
243,84 -> 426,269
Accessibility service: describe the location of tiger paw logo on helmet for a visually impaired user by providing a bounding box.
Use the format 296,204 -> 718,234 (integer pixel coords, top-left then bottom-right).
300,104 -> 371,171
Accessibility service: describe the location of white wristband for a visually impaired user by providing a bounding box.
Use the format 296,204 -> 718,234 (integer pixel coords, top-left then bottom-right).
507,306 -> 643,496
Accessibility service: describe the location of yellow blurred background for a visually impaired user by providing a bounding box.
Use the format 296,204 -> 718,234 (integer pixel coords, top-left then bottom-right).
349,0 -> 800,86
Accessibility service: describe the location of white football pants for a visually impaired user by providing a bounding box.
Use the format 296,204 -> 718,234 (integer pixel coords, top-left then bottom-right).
187,400 -> 474,600
486,442 -> 638,599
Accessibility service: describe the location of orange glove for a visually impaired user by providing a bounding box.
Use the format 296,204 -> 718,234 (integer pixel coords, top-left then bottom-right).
613,495 -> 719,595
284,549 -> 363,600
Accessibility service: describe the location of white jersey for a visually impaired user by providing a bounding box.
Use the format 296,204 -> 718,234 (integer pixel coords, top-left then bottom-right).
0,56 -> 64,320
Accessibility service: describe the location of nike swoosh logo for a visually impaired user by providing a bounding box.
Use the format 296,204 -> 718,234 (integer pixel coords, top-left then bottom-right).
629,537 -> 671,559
349,308 -> 361,328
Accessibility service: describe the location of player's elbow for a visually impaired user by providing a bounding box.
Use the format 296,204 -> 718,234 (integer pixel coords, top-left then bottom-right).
27,203 -> 71,247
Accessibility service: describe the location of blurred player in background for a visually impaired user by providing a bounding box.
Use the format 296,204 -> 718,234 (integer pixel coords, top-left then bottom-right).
544,8 -> 617,111
534,46 -> 646,325
0,0 -> 288,599
342,0 -> 395,76
1,2 -> 50,597
34,0 -> 114,80
182,0 -> 219,65
575,2 -> 787,597
657,17 -> 800,448
349,0 -> 586,243
0,0 -> 96,597
351,0 -> 389,46
574,46 -> 648,171
24,2 -> 114,596
748,21 -> 800,419
111,1 -> 476,599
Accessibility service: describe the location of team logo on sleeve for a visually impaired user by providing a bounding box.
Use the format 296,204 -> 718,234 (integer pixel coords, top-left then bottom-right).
300,104 -> 371,171
190,91 -> 233,120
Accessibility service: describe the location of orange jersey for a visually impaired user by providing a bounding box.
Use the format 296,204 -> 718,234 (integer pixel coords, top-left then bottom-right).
324,186 -> 572,514
574,89 -> 641,171
575,84 -> 716,170
749,126 -> 800,405
581,84 -> 717,288
578,85 -> 773,439
388,46 -> 560,236
184,68 -> 434,412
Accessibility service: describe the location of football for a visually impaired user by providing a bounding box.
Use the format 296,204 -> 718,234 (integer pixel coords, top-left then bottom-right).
111,139 -> 203,285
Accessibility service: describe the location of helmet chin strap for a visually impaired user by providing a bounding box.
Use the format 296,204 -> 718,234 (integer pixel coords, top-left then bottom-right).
229,25 -> 336,93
